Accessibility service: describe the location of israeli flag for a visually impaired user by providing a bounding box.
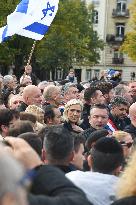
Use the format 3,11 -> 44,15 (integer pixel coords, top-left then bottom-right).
0,0 -> 59,43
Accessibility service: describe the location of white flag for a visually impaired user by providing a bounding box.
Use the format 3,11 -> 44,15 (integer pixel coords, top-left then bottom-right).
0,0 -> 59,43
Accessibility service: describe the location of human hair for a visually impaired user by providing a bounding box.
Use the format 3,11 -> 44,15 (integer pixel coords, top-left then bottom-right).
8,120 -> 34,137
63,99 -> 83,124
20,112 -> 37,124
43,85 -> 59,101
43,125 -> 74,165
116,149 -> 136,199
10,109 -> 20,120
3,75 -> 13,86
85,129 -> 109,151
38,126 -> 50,145
95,81 -> 113,95
0,109 -> 13,132
18,132 -> 42,157
74,134 -> 85,153
113,131 -> 130,142
63,83 -> 77,94
84,87 -> 99,101
110,96 -> 129,108
90,104 -> 109,116
44,105 -> 57,124
25,105 -> 44,124
90,137 -> 124,174
114,84 -> 128,96
38,81 -> 48,88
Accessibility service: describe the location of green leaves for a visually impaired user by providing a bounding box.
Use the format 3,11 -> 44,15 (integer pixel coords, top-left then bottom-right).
0,0 -> 104,76
121,0 -> 136,61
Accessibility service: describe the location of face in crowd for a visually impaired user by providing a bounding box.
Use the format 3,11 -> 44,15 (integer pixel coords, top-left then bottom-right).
129,82 -> 136,99
25,65 -> 32,75
89,107 -> 109,129
67,104 -> 82,124
112,104 -> 129,119
64,86 -> 79,102
92,90 -> 105,105
23,85 -> 42,106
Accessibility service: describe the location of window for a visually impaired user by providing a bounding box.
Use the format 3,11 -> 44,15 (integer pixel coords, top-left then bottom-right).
116,23 -> 125,37
114,50 -> 123,59
92,0 -> 100,5
117,0 -> 127,12
57,70 -> 63,80
93,69 -> 100,79
86,70 -> 92,81
93,10 -> 98,24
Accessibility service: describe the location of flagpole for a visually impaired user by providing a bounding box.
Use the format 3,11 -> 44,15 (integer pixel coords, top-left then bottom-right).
27,40 -> 37,66
21,40 -> 37,84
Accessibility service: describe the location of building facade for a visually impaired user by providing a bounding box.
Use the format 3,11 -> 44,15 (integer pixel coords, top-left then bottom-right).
79,0 -> 136,82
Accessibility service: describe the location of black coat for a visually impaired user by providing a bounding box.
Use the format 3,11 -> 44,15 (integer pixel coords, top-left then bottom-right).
124,124 -> 136,139
80,103 -> 91,130
29,165 -> 93,205
17,101 -> 28,112
109,114 -> 131,131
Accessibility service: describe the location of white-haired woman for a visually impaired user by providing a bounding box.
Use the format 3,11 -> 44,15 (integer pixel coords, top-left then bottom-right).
63,99 -> 84,133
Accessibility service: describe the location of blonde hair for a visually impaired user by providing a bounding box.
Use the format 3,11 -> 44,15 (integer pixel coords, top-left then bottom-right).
25,105 -> 44,124
113,131 -> 130,142
117,149 -> 136,198
63,99 -> 83,124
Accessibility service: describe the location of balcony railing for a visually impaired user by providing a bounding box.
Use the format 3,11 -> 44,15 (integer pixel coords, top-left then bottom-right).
112,58 -> 124,64
106,34 -> 124,43
112,9 -> 129,18
115,36 -> 124,42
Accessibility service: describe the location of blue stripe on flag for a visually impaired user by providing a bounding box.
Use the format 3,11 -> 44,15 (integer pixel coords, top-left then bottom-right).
16,0 -> 29,14
24,22 -> 49,35
2,26 -> 8,41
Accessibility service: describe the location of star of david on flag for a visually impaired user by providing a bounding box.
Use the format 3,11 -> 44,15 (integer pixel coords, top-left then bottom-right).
0,0 -> 59,43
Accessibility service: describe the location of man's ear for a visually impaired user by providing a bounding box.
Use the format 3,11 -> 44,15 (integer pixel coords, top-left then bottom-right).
69,151 -> 75,163
1,125 -> 8,134
87,154 -> 92,170
103,93 -> 108,100
41,149 -> 48,164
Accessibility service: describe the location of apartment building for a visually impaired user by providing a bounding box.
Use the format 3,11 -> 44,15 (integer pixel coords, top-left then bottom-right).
78,0 -> 136,82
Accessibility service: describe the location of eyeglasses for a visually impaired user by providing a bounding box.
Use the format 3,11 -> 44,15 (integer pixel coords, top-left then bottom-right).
120,141 -> 133,148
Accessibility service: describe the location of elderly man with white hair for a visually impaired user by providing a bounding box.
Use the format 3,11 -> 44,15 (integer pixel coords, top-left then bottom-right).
2,75 -> 16,106
43,85 -> 62,107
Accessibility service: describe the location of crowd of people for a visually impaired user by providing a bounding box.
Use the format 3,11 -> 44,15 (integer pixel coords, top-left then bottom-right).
0,65 -> 136,205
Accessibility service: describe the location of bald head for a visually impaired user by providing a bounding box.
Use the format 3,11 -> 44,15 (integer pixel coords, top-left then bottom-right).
129,102 -> 136,127
23,85 -> 42,106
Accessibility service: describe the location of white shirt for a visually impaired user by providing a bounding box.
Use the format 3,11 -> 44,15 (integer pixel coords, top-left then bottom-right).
66,171 -> 118,205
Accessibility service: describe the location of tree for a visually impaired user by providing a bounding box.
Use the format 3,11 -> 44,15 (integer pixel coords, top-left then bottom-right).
36,0 -> 104,78
0,0 -> 104,79
121,0 -> 136,61
0,0 -> 35,76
